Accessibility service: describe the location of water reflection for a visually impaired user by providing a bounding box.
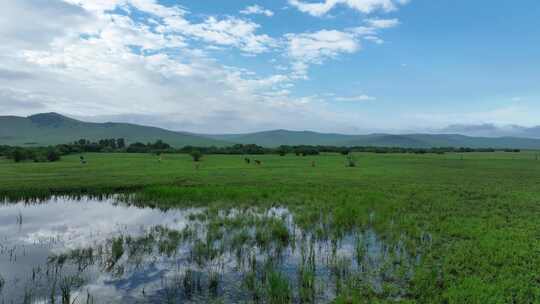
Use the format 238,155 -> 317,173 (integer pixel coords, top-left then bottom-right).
0,197 -> 428,303
0,197 -> 195,303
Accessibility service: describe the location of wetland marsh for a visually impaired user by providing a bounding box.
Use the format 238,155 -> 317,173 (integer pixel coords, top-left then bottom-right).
0,152 -> 539,303
0,197 -> 428,303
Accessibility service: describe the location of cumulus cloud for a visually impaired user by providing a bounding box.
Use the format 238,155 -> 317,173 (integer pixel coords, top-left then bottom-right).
0,1 -> 296,130
288,0 -> 409,17
286,30 -> 359,63
0,0 -> 406,133
284,16 -> 399,77
160,16 -> 277,54
240,5 -> 274,17
0,1 -> 91,50
285,30 -> 359,78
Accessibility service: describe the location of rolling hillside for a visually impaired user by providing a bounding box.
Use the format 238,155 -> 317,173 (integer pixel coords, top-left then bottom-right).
207,130 -> 360,146
3,113 -> 540,149
0,113 -> 228,147
207,130 -> 540,149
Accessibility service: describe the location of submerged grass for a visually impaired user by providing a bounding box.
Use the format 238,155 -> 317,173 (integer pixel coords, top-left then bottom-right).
266,270 -> 292,304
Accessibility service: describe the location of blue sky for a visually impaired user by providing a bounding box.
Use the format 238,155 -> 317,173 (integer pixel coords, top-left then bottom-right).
0,0 -> 539,133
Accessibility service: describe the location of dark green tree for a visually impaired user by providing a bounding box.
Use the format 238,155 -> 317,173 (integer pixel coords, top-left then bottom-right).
190,150 -> 203,162
340,149 -> 350,155
46,149 -> 61,162
12,149 -> 26,163
117,138 -> 126,149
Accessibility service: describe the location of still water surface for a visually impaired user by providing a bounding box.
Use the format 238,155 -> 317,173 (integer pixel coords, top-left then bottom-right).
0,197 -> 421,303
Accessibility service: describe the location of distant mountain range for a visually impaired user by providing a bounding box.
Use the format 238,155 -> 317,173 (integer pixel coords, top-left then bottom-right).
3,112 -> 540,149
440,124 -> 540,138
204,130 -> 540,149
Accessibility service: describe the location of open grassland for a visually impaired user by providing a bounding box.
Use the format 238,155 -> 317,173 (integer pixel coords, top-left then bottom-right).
1,151 -> 539,197
1,152 -> 540,302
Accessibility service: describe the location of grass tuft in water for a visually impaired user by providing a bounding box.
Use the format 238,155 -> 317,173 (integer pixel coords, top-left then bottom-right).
109,237 -> 124,268
266,270 -> 292,304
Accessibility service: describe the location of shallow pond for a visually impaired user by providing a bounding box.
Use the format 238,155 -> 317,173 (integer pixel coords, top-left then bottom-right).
0,197 -> 426,303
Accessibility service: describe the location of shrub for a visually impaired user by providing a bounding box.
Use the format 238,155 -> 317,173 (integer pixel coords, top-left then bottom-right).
190,150 -> 203,162
347,155 -> 356,167
11,149 -> 29,162
46,149 -> 61,162
32,153 -> 46,163
126,142 -> 149,153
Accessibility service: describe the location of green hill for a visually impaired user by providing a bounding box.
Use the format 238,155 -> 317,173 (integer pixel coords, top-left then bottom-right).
0,113 -> 228,147
3,113 -> 540,149
207,130 -> 540,149
208,130 -> 360,146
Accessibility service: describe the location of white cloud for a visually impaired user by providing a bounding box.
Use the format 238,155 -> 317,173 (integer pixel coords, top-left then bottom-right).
288,0 -> 409,17
0,1 -> 292,128
286,30 -> 360,77
61,0 -> 126,12
0,1 -> 92,50
57,1 -> 276,55
284,18 -> 399,77
348,26 -> 377,36
366,18 -> 400,29
335,95 -> 376,102
0,0 -> 407,133
240,5 -> 274,17
364,35 -> 384,44
286,30 -> 359,62
160,16 -> 277,54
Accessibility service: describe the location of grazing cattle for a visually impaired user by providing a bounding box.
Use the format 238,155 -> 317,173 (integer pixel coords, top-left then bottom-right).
254,160 -> 262,165
244,158 -> 251,164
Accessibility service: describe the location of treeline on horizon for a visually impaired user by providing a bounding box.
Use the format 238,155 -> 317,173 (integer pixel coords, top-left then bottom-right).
0,138 -> 523,163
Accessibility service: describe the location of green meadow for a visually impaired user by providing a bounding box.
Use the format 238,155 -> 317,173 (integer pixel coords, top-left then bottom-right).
1,152 -> 539,303
1,151 -> 538,196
